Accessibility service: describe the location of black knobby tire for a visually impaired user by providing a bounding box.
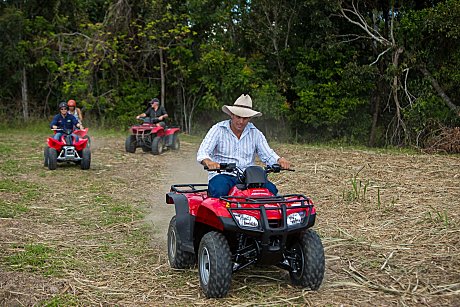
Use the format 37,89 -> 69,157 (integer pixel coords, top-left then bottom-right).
289,229 -> 325,290
151,136 -> 163,155
44,146 -> 49,167
80,148 -> 91,170
167,216 -> 196,269
125,135 -> 136,153
83,135 -> 91,148
141,146 -> 150,152
48,148 -> 58,170
198,231 -> 232,298
171,133 -> 180,151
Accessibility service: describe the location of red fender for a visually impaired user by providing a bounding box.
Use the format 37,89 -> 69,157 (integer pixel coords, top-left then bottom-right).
73,128 -> 88,138
74,139 -> 89,151
152,126 -> 165,137
165,127 -> 180,136
47,137 -> 63,151
195,198 -> 232,231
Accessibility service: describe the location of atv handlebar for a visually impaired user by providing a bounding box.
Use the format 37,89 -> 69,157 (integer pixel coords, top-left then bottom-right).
204,162 -> 237,173
51,128 -> 74,134
138,117 -> 160,124
204,163 -> 294,173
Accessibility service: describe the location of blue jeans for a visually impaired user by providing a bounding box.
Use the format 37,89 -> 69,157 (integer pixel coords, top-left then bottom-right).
53,133 -> 79,142
208,174 -> 278,198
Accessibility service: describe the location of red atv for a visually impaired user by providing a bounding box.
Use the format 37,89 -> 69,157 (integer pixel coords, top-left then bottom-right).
44,128 -> 91,170
125,118 -> 180,155
166,163 -> 325,298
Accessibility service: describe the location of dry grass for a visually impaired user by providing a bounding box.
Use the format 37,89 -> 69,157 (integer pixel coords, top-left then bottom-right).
0,131 -> 459,306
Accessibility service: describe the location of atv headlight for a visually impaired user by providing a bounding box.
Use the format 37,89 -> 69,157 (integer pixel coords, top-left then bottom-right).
233,213 -> 259,228
287,211 -> 306,226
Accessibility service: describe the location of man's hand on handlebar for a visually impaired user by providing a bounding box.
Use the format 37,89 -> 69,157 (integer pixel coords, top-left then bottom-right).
277,157 -> 290,170
201,159 -> 220,170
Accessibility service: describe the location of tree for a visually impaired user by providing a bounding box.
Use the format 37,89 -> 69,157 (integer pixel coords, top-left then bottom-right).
338,0 -> 459,145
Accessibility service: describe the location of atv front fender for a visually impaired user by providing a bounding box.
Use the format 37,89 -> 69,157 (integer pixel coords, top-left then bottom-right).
47,137 -> 62,151
166,192 -> 195,253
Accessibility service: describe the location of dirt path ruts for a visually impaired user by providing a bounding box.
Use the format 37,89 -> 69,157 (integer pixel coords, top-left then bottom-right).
143,140 -> 207,244
78,135 -> 207,244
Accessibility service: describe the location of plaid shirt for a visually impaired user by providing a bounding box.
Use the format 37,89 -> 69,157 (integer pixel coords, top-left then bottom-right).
197,120 -> 280,180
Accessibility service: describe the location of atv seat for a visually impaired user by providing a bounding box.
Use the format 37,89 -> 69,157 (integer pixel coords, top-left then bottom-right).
235,183 -> 246,190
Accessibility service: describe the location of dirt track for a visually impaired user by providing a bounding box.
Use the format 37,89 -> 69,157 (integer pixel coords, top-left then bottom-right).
1,132 -> 459,306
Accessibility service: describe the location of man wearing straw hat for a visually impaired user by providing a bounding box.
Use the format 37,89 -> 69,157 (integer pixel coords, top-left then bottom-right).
197,94 -> 290,198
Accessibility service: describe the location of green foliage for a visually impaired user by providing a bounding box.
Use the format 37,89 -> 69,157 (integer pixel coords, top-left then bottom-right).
290,48 -> 375,141
1,0 -> 459,147
108,80 -> 159,128
252,83 -> 285,120
399,0 -> 460,135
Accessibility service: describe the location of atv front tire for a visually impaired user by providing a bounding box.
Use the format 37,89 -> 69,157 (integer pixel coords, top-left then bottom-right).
48,148 -> 57,170
288,229 -> 325,290
171,133 -> 180,150
125,135 -> 136,153
151,136 -> 163,155
83,135 -> 91,148
167,216 -> 195,269
198,231 -> 232,298
80,148 -> 91,170
44,146 -> 49,167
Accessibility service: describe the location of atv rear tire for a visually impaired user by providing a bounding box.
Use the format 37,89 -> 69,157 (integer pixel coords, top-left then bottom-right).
80,148 -> 91,170
198,231 -> 232,298
125,135 -> 136,153
167,216 -> 195,269
44,146 -> 49,167
288,229 -> 325,290
171,133 -> 180,150
151,136 -> 163,155
48,148 -> 57,170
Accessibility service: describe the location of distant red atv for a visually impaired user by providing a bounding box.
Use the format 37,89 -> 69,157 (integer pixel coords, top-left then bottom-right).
166,163 -> 325,298
44,128 -> 91,170
125,117 -> 180,155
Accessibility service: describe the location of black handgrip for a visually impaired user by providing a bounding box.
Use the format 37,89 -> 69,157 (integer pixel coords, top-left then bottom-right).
266,164 -> 295,173
204,162 -> 237,172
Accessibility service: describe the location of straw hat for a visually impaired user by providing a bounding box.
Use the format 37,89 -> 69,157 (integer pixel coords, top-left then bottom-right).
222,94 -> 262,118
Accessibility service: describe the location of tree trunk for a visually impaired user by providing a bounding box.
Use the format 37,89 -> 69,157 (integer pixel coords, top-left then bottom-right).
21,67 -> 29,120
391,47 -> 406,144
369,10 -> 381,147
369,87 -> 381,147
419,67 -> 460,116
160,48 -> 165,107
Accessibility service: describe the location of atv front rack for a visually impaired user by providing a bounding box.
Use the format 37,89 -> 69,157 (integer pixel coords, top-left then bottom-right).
220,194 -> 315,233
220,194 -> 312,205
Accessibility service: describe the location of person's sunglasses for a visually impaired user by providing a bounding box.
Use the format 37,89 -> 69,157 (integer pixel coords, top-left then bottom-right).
60,107 -> 67,110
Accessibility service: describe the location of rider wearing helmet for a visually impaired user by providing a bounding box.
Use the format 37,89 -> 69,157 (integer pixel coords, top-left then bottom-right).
67,99 -> 83,124
50,102 -> 84,140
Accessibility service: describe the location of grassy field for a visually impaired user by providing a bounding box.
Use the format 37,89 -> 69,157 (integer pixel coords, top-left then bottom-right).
0,126 -> 459,306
